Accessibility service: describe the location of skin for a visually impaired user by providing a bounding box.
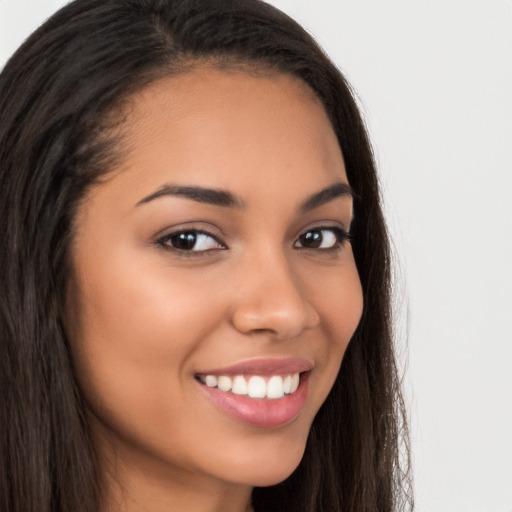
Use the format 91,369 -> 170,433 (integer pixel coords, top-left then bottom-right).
67,67 -> 363,512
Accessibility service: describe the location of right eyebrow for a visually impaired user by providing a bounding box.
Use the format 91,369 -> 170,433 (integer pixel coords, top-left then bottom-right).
136,184 -> 245,209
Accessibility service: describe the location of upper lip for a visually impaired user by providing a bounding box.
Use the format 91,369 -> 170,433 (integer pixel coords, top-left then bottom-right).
196,357 -> 313,376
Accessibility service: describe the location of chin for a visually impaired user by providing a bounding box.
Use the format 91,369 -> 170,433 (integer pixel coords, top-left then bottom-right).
221,438 -> 307,488
248,464 -> 302,488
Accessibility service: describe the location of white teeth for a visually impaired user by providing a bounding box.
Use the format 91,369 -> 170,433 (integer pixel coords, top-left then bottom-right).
267,375 -> 285,399
205,375 -> 218,388
248,376 -> 266,398
232,375 -> 248,395
283,375 -> 292,394
198,372 -> 301,399
290,373 -> 300,393
217,375 -> 232,392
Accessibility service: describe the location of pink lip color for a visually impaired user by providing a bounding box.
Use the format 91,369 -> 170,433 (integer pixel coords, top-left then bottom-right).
195,358 -> 312,428
197,357 -> 313,377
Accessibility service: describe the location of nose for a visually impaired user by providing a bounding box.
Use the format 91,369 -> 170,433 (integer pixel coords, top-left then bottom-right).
230,251 -> 320,340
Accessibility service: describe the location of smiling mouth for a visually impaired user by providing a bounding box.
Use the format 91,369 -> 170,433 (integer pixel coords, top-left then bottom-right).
195,372 -> 301,400
195,369 -> 311,428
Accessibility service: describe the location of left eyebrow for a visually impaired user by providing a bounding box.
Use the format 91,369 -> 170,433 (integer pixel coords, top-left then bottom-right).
300,182 -> 353,212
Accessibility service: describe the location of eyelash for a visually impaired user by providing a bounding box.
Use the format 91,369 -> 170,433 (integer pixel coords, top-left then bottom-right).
156,230 -> 225,255
156,226 -> 353,256
293,226 -> 353,250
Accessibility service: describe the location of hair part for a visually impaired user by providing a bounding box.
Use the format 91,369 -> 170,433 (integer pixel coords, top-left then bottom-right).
0,1 -> 413,511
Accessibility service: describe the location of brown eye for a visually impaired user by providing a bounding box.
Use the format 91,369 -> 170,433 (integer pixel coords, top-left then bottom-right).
159,230 -> 224,252
294,227 -> 350,250
297,229 -> 324,248
169,232 -> 198,250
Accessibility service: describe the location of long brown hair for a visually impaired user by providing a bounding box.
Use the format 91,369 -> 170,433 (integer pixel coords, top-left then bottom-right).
0,1 -> 412,510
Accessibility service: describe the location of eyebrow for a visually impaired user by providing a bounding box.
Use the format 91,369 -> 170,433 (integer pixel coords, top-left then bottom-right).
299,182 -> 353,212
136,185 -> 244,208
136,182 -> 353,210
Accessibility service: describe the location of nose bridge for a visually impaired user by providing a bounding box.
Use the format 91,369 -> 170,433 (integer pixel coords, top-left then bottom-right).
230,244 -> 319,339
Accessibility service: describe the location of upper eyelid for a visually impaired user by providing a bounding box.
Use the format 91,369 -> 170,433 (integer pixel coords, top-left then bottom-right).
296,222 -> 351,238
295,226 -> 351,242
154,222 -> 225,241
157,229 -> 226,247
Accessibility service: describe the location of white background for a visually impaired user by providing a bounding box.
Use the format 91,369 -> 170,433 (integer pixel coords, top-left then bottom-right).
1,1 -> 511,511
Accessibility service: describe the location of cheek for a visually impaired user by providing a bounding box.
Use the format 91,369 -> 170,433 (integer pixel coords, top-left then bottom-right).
304,257 -> 364,398
73,248 -> 220,359
329,267 -> 363,347
306,256 -> 363,345
67,249 -> 224,430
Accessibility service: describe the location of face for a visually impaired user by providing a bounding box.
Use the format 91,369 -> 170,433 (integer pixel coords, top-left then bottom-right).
68,68 -> 363,510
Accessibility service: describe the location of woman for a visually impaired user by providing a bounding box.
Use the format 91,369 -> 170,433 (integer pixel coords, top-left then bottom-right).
0,0 -> 412,511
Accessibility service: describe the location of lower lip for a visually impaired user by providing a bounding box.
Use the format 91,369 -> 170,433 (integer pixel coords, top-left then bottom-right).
197,373 -> 310,428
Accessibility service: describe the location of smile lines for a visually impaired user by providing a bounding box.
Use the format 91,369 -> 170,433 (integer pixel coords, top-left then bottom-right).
197,373 -> 300,399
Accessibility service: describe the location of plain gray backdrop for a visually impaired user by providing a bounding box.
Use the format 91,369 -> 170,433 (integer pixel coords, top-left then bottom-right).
1,1 -> 511,511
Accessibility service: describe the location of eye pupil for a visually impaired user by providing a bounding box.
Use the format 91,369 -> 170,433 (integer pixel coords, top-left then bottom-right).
299,230 -> 322,248
170,232 -> 197,250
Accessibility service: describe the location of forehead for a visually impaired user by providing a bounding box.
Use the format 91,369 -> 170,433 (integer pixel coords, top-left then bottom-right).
87,67 -> 347,211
